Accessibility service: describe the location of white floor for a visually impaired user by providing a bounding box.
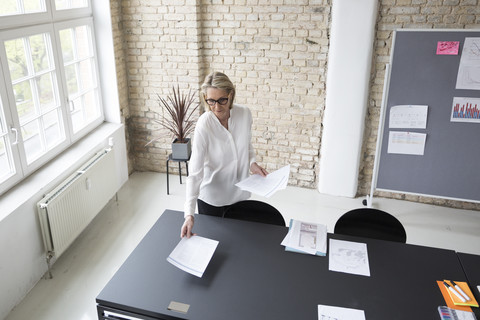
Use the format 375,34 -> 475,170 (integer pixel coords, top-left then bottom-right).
5,171 -> 480,320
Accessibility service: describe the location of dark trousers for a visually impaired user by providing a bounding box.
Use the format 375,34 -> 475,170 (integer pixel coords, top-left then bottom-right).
197,199 -> 231,217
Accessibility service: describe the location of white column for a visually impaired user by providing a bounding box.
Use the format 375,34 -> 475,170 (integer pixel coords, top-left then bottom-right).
318,0 -> 378,197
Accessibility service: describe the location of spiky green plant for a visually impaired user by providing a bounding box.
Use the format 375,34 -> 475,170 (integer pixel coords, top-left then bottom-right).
146,85 -> 199,146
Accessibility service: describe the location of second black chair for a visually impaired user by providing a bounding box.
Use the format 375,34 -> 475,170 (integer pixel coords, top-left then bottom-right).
223,200 -> 285,226
334,208 -> 407,243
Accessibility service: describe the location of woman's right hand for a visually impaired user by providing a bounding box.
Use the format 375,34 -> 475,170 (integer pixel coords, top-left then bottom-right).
180,215 -> 195,238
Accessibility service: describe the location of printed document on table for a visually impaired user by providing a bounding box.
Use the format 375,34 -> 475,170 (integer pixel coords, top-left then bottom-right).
318,304 -> 366,320
329,239 -> 370,277
235,164 -> 290,198
281,219 -> 327,256
167,236 -> 219,278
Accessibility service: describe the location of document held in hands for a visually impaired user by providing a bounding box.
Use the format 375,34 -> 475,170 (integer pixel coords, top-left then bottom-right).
167,236 -> 219,278
235,164 -> 290,198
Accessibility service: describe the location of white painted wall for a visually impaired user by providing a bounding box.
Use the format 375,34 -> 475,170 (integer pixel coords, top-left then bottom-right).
318,0 -> 378,197
0,3 -> 128,318
0,124 -> 128,319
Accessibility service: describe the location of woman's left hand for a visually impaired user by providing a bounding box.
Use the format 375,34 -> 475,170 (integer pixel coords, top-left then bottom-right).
250,162 -> 268,177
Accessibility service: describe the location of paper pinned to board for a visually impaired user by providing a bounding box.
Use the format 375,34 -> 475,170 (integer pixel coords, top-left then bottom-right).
389,105 -> 428,129
387,131 -> 427,155
235,164 -> 290,198
167,236 -> 218,278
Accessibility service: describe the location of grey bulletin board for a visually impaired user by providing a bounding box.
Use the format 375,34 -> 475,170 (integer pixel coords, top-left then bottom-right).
375,30 -> 480,203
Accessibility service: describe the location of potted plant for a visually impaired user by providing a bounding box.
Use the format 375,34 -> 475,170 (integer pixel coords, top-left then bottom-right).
145,85 -> 199,160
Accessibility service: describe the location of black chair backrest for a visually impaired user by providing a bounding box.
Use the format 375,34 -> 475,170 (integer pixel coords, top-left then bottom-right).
223,200 -> 285,226
334,208 -> 407,243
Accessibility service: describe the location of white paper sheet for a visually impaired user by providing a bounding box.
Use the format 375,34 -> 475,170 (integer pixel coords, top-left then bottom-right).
329,239 -> 370,277
235,164 -> 290,198
281,219 -> 327,256
167,236 -> 219,278
387,131 -> 426,155
456,37 -> 480,90
318,305 -> 366,320
389,105 -> 428,129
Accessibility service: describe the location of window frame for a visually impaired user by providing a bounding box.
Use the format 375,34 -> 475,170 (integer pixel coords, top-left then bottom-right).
0,62 -> 23,195
0,0 -> 103,196
0,2 -> 53,30
54,17 -> 104,142
0,23 -> 71,175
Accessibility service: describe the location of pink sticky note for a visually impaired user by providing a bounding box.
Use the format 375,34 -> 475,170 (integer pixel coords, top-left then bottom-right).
436,41 -> 459,55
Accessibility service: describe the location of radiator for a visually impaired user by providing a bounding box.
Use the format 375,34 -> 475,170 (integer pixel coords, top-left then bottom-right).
37,148 -> 118,263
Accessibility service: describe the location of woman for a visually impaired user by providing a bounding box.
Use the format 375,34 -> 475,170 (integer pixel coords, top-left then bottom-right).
181,72 -> 267,238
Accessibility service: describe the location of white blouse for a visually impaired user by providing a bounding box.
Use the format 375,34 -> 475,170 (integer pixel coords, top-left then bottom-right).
184,104 -> 256,217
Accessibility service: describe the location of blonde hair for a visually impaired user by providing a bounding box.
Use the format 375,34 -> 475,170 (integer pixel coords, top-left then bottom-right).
200,72 -> 235,110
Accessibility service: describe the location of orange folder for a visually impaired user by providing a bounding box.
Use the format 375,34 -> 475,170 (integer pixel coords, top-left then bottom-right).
437,280 -> 479,311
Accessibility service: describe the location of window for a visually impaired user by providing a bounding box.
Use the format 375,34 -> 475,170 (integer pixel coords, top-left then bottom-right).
0,0 -> 46,16
0,0 -> 103,195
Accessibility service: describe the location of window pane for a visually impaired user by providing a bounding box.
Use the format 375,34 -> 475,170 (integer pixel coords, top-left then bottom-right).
29,33 -> 51,73
0,95 -> 15,182
0,137 -> 13,181
55,0 -> 88,11
24,0 -> 45,13
5,38 -> 28,81
70,97 -> 83,132
60,24 -> 100,134
6,32 -> 65,165
0,0 -> 45,16
43,109 -> 62,149
78,58 -> 95,90
74,25 -> 91,59
59,29 -> 74,62
83,89 -> 99,121
22,119 -> 42,163
0,0 -> 19,16
13,80 -> 35,123
64,64 -> 79,94
37,72 -> 56,112
0,109 -> 4,133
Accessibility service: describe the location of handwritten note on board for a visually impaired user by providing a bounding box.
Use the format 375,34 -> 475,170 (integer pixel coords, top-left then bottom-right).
436,41 -> 459,55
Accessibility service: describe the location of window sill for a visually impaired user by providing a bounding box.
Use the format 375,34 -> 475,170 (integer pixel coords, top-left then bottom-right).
0,122 -> 123,223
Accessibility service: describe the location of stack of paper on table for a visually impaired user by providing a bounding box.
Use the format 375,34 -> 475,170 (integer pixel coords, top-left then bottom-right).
167,236 -> 219,278
235,164 -> 290,198
281,219 -> 327,256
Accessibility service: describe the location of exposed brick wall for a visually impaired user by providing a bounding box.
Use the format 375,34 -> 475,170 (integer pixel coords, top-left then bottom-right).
115,0 -> 329,188
118,0 -> 204,174
359,0 -> 480,210
111,0 -> 480,210
198,1 -> 329,187
110,0 -> 134,174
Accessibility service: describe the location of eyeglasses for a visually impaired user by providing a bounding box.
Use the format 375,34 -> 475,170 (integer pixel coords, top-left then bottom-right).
205,97 -> 229,106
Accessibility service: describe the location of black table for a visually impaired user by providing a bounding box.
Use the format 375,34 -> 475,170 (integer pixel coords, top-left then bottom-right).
457,252 -> 480,307
97,210 -> 472,320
